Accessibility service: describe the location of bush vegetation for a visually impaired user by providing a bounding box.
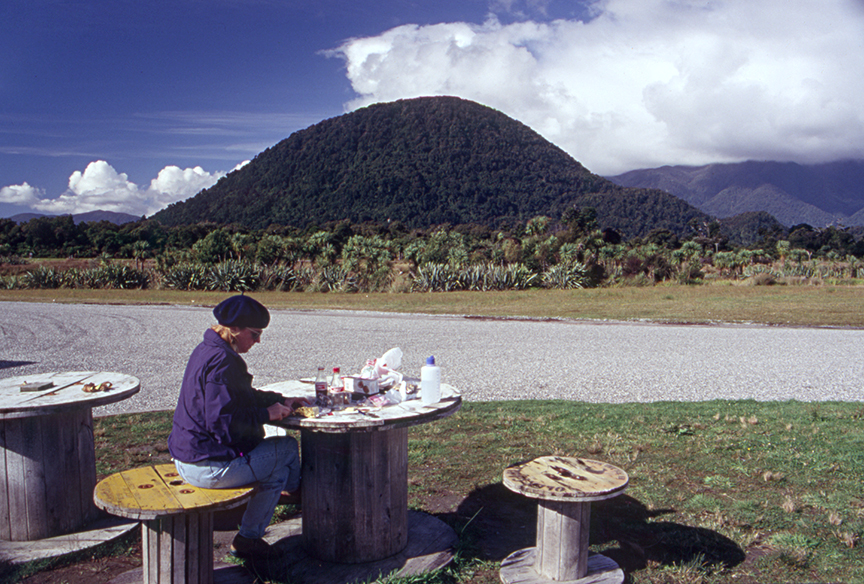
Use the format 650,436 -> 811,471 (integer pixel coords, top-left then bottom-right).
3,210 -> 864,293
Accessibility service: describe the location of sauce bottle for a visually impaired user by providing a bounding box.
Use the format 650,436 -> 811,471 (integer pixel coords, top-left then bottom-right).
420,356 -> 441,405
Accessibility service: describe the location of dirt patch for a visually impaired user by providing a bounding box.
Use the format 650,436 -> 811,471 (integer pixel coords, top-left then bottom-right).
0,258 -> 97,276
11,545 -> 142,584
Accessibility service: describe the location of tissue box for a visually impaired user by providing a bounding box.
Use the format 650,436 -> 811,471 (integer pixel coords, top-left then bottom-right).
343,376 -> 379,395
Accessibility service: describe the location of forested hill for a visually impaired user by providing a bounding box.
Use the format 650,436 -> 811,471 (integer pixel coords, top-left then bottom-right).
153,96 -> 708,237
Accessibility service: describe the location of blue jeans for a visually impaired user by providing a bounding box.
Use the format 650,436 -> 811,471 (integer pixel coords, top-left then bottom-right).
174,436 -> 300,540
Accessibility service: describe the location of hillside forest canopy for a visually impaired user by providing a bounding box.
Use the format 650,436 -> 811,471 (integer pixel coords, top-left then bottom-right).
150,97 -> 712,236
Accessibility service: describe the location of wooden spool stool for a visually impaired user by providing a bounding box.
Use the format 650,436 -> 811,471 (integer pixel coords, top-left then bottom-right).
93,463 -> 254,584
501,456 -> 628,584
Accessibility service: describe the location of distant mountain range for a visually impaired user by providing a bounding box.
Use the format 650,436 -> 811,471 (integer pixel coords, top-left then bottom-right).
607,160 -> 864,228
9,210 -> 140,225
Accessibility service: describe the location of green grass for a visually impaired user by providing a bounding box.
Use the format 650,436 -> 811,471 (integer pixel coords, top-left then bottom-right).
7,400 -> 862,583
415,400 -> 864,584
4,286 -> 864,583
3,284 -> 864,327
76,401 -> 864,583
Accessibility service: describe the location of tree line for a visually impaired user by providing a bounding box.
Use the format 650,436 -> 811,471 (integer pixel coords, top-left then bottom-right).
2,210 -> 864,292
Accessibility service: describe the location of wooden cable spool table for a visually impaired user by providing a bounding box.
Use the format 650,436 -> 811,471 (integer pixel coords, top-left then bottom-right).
501,456 -> 629,584
0,371 -> 139,541
94,463 -> 255,584
265,380 -> 462,564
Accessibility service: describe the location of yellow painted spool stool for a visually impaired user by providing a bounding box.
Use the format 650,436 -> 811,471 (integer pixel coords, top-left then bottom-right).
94,463 -> 254,584
501,456 -> 628,584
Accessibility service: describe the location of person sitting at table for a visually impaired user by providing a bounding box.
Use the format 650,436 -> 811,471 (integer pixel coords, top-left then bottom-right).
168,294 -> 305,559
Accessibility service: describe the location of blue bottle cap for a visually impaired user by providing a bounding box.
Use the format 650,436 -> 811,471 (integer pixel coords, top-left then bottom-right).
426,356 -> 436,365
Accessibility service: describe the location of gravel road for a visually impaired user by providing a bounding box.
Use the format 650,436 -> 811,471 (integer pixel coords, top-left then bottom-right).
2,300 -> 862,416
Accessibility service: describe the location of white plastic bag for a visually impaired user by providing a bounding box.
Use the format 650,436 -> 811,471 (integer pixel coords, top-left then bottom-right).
374,347 -> 403,388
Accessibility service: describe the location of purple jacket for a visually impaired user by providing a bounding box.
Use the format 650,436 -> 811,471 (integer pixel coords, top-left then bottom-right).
168,328 -> 285,463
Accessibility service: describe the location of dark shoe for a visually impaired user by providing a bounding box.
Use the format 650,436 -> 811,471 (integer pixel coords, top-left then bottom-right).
230,534 -> 275,559
278,489 -> 301,506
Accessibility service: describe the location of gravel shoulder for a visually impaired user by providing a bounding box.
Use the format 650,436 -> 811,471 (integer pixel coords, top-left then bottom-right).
2,301 -> 862,416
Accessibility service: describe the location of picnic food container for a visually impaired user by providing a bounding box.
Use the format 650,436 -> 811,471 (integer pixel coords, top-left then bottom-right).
343,376 -> 379,394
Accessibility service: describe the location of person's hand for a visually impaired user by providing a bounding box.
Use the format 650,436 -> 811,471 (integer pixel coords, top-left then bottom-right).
267,402 -> 293,421
287,397 -> 311,409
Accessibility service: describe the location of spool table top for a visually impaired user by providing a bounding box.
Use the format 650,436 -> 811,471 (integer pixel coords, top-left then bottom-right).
503,456 -> 629,502
0,371 -> 140,419
263,380 -> 461,434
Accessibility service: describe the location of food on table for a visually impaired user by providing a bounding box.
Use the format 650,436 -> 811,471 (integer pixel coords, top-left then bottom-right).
82,381 -> 113,393
294,406 -> 320,418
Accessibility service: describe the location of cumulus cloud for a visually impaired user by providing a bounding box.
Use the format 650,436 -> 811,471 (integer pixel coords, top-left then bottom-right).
1,160 -> 244,217
0,183 -> 44,207
146,165 -> 229,212
331,0 -> 864,174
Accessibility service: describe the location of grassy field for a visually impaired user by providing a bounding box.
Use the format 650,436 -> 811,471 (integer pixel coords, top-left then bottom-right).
3,283 -> 864,327
8,401 -> 862,584
5,400 -> 862,584
2,285 -> 863,584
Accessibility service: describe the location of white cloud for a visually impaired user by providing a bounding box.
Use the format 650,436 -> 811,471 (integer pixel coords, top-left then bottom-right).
0,182 -> 44,206
2,160 -> 240,217
146,165 -> 224,211
331,0 -> 864,174
144,160 -> 248,212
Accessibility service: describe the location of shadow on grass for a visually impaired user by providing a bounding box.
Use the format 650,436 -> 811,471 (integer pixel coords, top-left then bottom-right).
446,483 -> 745,577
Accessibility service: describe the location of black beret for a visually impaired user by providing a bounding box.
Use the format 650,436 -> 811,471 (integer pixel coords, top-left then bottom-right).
213,295 -> 270,329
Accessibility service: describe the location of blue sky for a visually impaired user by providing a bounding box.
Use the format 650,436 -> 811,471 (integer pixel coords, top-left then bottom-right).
2,0 -> 863,218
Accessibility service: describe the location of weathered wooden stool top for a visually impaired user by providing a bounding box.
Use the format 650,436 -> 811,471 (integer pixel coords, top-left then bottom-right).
503,456 -> 629,502
501,457 -> 629,583
94,463 -> 254,521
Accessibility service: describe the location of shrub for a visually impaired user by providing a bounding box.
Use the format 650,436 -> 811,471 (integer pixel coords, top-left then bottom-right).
293,265 -> 317,292
458,265 -> 489,291
60,267 -> 97,288
206,260 -> 260,292
94,264 -> 150,289
676,263 -> 705,285
341,235 -> 393,292
744,265 -> 781,286
162,263 -> 208,291
0,275 -> 22,289
314,265 -> 356,293
259,264 -> 298,291
542,263 -> 588,289
491,263 -> 537,290
23,266 -> 62,289
412,262 -> 539,292
411,263 -> 460,292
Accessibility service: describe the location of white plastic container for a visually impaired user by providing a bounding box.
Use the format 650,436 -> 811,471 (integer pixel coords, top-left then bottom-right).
420,356 -> 441,405
343,376 -> 379,395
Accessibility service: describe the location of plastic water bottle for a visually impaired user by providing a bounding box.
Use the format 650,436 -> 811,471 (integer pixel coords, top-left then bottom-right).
421,356 -> 441,405
330,367 -> 343,390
